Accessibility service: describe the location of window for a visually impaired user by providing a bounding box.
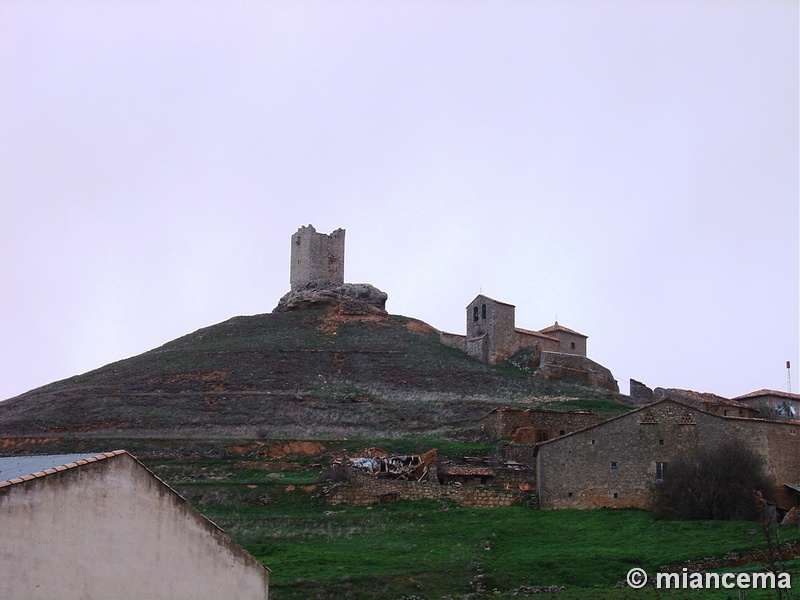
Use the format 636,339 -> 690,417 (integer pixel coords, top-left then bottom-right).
473,306 -> 479,322
613,492 -> 619,499
570,342 -> 576,350
655,462 -> 668,483
559,430 -> 566,436
591,439 -> 596,445
481,303 -> 487,319
567,492 -> 573,498
610,461 -> 618,471
659,439 -> 664,446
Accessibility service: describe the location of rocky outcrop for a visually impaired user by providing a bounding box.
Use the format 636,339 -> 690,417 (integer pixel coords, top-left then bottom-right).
273,281 -> 388,314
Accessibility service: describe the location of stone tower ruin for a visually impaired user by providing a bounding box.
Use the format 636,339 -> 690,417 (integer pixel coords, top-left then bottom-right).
290,225 -> 345,290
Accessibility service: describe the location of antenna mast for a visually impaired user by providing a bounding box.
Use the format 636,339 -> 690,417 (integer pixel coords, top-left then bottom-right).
787,361 -> 792,394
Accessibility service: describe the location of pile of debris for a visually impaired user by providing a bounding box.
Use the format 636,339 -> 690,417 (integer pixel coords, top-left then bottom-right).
331,448 -> 437,482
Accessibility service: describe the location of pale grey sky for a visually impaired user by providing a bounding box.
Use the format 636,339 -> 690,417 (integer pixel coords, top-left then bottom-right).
2,1 -> 798,401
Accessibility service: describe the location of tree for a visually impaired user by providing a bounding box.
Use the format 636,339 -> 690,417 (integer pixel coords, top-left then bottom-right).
651,441 -> 773,520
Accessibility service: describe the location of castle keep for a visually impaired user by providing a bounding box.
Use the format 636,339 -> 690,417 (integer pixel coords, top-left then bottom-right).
276,225 -> 388,313
290,225 -> 345,290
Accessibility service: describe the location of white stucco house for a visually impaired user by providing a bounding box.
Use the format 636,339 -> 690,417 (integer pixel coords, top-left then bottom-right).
0,450 -> 269,600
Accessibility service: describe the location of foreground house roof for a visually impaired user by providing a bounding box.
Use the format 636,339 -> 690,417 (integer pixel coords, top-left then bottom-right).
0,449 -> 269,600
0,451 -> 126,486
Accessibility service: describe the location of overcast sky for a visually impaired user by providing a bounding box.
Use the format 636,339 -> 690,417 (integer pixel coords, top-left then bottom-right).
1,1 -> 798,402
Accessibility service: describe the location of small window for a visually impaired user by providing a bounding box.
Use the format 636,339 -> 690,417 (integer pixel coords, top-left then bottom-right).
481,303 -> 486,319
659,439 -> 664,446
567,492 -> 573,498
655,461 -> 668,483
473,306 -> 479,322
613,492 -> 618,499
610,462 -> 618,471
570,342 -> 576,350
559,430 -> 566,436
591,439 -> 596,445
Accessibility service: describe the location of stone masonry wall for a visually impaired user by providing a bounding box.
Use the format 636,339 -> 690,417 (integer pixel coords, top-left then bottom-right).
488,302 -> 518,364
536,352 -> 618,392
481,408 -> 601,441
466,297 -> 518,365
290,225 -> 345,290
537,400 -> 800,510
629,379 -> 654,406
439,331 -> 467,352
326,473 -> 536,508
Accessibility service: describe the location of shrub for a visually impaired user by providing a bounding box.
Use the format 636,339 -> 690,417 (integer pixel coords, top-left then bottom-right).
651,441 -> 773,521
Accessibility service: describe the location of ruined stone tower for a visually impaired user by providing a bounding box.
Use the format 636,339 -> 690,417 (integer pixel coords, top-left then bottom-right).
290,225 -> 345,290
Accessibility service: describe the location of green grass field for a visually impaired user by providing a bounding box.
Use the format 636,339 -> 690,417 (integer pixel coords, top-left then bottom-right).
146,451 -> 800,600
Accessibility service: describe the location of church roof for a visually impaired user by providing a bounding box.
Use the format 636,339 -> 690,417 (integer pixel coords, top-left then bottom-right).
466,294 -> 515,309
538,322 -> 587,338
515,327 -> 559,342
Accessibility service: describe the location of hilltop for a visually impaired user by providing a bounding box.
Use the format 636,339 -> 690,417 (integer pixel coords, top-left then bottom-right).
0,306 -> 627,440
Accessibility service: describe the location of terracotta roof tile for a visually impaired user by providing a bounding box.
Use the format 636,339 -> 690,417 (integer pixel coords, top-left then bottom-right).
538,322 -> 588,337
734,389 -> 800,401
515,327 -> 559,342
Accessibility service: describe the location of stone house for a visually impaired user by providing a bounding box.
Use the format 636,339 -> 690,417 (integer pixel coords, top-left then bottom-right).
653,387 -> 761,419
734,389 -> 800,421
0,451 -> 269,600
536,399 -> 800,511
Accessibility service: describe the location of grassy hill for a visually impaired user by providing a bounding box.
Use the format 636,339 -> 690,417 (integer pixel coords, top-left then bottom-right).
0,307 -> 628,439
3,307 -> 798,599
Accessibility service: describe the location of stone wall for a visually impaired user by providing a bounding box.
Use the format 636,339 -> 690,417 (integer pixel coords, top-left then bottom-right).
439,331 -> 467,352
481,408 -> 601,441
501,442 -> 538,470
537,399 -> 800,510
555,329 -> 587,356
629,379 -> 654,406
290,225 -> 345,290
325,473 -> 537,508
536,352 -> 618,392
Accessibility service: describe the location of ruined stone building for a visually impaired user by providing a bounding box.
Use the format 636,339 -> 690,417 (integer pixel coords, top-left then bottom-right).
479,407 -> 602,443
276,225 -> 387,313
290,224 -> 345,290
651,387 -> 761,418
536,399 -> 800,512
0,451 -> 269,600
